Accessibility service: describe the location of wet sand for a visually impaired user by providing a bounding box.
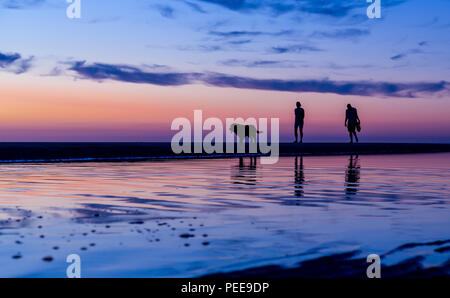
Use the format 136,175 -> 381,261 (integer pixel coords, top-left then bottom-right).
0,142 -> 449,163
204,240 -> 450,278
1,154 -> 449,277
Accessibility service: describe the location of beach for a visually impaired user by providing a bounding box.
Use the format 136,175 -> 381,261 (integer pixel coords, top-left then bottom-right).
3,0 -> 450,284
0,142 -> 449,163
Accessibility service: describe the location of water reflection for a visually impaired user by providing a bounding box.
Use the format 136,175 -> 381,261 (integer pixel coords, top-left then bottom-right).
0,154 -> 449,277
232,156 -> 258,186
345,155 -> 360,195
294,156 -> 305,197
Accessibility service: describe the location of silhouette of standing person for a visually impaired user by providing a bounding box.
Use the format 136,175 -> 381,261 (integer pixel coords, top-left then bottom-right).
345,104 -> 360,143
294,101 -> 305,143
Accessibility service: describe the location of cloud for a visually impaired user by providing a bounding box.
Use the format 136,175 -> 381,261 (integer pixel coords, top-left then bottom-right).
297,0 -> 365,17
268,2 -> 296,15
391,54 -> 406,61
14,56 -> 34,74
178,44 -> 223,52
67,61 -> 449,98
311,28 -> 370,39
196,0 -> 260,11
220,59 -> 279,68
0,51 -> 34,74
207,30 -> 292,48
202,73 -> 448,98
87,16 -> 121,25
0,52 -> 20,67
220,59 -> 301,68
1,0 -> 45,9
155,5 -> 175,18
391,49 -> 423,61
41,66 -> 64,77
68,61 -> 200,86
209,30 -> 292,38
271,44 -> 322,54
209,30 -> 262,38
182,1 -> 207,13
191,0 -> 407,18
227,39 -> 252,45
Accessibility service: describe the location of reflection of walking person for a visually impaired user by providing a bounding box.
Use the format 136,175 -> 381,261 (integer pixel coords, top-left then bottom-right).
345,104 -> 360,143
294,101 -> 305,143
345,155 -> 360,195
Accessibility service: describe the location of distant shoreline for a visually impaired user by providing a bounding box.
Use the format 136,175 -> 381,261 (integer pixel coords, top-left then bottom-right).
0,142 -> 449,164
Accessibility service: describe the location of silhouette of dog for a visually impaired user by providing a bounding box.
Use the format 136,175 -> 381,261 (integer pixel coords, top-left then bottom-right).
230,123 -> 261,143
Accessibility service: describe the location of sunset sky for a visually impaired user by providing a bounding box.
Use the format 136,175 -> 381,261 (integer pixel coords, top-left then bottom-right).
0,0 -> 449,142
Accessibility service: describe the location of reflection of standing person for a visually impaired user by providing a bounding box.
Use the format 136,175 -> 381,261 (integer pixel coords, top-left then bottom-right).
345,155 -> 360,195
294,156 -> 305,197
294,101 -> 305,143
345,104 -> 360,143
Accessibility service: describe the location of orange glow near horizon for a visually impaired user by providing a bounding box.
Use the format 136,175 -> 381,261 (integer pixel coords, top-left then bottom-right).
1,74 -> 449,142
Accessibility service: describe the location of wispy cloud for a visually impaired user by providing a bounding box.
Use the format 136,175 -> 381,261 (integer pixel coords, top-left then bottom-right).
391,49 -> 423,61
177,44 -> 223,52
69,61 -> 201,86
202,73 -> 448,98
196,0 -> 260,11
209,30 -> 293,38
227,39 -> 252,45
155,4 -> 175,18
296,0 -> 366,17
1,0 -> 45,9
391,54 -> 406,61
182,0 -> 207,13
0,51 -> 34,74
66,60 -> 449,98
87,16 -> 121,25
271,44 -> 322,54
192,0 -> 406,17
311,28 -> 370,40
219,59 -> 300,68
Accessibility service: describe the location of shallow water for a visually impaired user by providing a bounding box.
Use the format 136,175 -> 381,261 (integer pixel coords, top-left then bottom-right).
0,153 -> 449,277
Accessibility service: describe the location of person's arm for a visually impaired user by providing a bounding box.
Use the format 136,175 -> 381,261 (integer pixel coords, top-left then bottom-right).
345,112 -> 348,127
355,109 -> 360,123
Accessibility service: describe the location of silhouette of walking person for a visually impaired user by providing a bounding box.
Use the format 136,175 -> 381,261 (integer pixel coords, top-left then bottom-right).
345,104 -> 360,143
294,101 -> 305,143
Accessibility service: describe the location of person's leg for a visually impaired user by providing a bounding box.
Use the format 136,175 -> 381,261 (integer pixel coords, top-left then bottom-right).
300,125 -> 304,143
349,130 -> 353,143
354,132 -> 359,143
294,124 -> 298,143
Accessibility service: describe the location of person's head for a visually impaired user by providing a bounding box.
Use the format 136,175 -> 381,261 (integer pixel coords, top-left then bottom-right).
347,104 -> 352,109
296,101 -> 301,108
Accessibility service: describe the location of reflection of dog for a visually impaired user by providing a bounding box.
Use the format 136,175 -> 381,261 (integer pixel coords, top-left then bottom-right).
230,123 -> 261,143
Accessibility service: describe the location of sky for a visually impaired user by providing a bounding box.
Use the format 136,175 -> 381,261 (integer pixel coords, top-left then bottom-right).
0,0 -> 449,142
